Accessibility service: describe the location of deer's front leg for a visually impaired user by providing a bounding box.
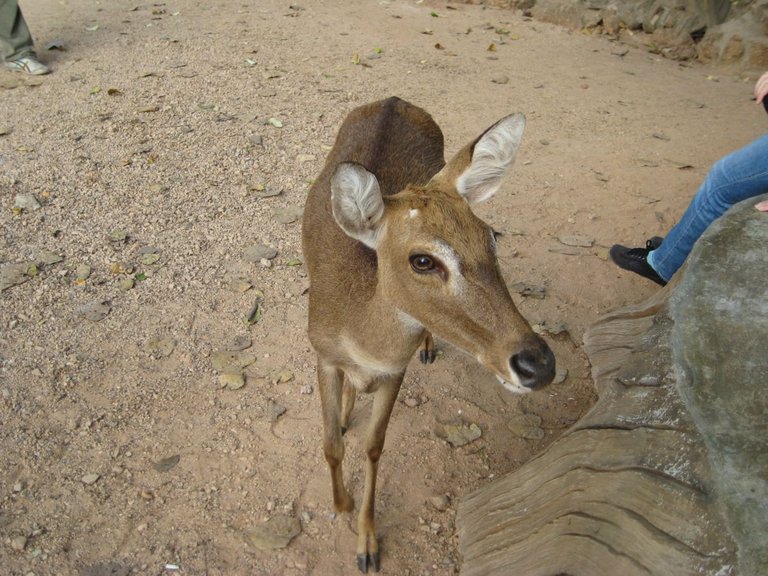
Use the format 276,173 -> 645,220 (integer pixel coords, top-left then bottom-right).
317,359 -> 354,513
357,372 -> 405,573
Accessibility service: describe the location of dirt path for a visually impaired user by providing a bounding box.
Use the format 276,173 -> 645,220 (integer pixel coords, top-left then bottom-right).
1,1 -> 763,575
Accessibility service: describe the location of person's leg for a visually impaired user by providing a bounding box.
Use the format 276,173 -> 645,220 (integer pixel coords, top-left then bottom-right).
0,0 -> 34,62
648,134 -> 768,281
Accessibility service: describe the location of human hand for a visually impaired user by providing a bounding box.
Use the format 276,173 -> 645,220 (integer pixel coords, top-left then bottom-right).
755,71 -> 768,106
755,199 -> 768,212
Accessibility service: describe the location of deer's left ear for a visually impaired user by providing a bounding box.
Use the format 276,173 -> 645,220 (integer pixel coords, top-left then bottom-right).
435,113 -> 526,206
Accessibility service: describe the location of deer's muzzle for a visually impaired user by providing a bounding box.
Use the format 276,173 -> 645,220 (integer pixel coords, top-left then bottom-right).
509,336 -> 556,390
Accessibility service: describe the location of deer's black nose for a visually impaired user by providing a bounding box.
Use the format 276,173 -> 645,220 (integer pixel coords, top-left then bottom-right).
510,337 -> 555,389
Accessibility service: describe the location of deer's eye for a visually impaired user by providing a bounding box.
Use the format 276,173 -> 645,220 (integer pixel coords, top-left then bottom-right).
410,254 -> 436,273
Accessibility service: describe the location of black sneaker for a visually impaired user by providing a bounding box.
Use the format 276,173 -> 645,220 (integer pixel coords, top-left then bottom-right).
609,236 -> 667,286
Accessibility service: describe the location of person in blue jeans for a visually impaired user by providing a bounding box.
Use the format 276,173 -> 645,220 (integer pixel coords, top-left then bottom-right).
611,71 -> 768,285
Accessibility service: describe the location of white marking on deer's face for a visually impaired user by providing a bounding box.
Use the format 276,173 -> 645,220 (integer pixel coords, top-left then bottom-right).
430,240 -> 464,297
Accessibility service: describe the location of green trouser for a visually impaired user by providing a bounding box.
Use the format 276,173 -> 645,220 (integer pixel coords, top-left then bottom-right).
0,0 -> 34,62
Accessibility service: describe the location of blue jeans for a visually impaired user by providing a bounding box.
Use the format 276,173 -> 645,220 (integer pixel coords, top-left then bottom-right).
648,133 -> 768,282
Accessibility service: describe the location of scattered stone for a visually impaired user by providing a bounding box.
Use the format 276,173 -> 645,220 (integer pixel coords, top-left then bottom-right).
273,206 -> 303,224
243,514 -> 301,550
210,350 -> 257,372
109,230 -> 128,244
9,535 -> 27,551
14,193 -> 41,211
274,370 -> 294,384
244,301 -> 262,325
259,258 -> 272,268
75,263 -> 92,281
507,413 -> 544,439
81,473 -> 101,485
153,454 -> 180,473
110,261 -> 134,275
0,126 -> 13,136
532,322 -> 569,337
12,481 -> 24,492
249,134 -> 263,146
510,282 -> 546,299
553,368 -> 569,384
220,372 -> 246,390
548,246 -> 582,256
594,246 -> 610,261
38,249 -> 64,265
634,158 -> 660,168
435,422 -> 482,447
140,252 -> 160,265
244,244 -> 278,262
250,185 -> 282,198
266,400 -> 287,422
145,336 -> 176,359
228,277 -> 253,293
118,278 -> 135,291
296,154 -> 316,164
557,235 -> 594,248
230,334 -> 252,351
0,263 -> 35,291
404,397 -> 421,408
299,385 -> 313,395
491,75 -> 509,84
0,76 -> 22,90
77,300 -> 112,322
428,494 -> 451,512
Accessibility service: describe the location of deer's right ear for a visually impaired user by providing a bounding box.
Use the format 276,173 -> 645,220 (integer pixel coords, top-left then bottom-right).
434,113 -> 526,207
331,162 -> 385,249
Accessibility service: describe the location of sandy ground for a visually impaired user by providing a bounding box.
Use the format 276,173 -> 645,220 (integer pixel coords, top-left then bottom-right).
0,1 -> 764,575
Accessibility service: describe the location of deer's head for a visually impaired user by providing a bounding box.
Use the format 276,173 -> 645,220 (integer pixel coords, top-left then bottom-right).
330,114 -> 555,393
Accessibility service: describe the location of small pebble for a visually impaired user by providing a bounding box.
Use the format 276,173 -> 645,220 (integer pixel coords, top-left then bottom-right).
10,535 -> 27,551
220,372 -> 245,390
81,473 -> 100,485
428,494 -> 450,511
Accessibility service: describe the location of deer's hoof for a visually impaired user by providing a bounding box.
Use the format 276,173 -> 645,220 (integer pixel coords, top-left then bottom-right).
419,348 -> 436,365
357,552 -> 381,573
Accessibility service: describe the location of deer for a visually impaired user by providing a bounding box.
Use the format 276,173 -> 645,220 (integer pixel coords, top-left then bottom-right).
301,97 -> 555,572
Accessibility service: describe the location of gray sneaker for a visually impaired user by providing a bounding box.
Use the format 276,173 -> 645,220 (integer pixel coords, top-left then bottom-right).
5,55 -> 50,75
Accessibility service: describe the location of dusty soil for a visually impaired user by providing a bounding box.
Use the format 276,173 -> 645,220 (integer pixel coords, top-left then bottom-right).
0,1 -> 764,575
